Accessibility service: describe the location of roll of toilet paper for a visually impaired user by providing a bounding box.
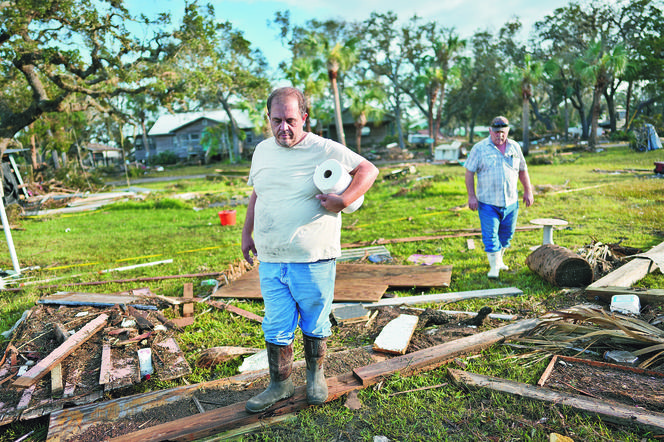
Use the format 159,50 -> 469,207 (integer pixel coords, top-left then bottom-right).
313,159 -> 364,213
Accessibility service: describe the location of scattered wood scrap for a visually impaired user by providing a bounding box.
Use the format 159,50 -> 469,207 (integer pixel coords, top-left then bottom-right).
12,313 -> 109,389
447,368 -> 664,434
588,240 -> 664,289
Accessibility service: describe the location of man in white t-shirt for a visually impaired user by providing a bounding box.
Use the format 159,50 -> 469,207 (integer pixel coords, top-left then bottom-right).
242,87 -> 378,413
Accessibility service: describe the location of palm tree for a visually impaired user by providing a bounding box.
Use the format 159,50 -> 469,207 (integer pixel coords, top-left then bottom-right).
504,54 -> 543,156
575,42 -> 627,150
345,80 -> 386,154
282,57 -> 327,132
300,32 -> 358,145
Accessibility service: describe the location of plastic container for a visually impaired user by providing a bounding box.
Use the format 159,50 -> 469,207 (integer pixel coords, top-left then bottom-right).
137,348 -> 154,378
610,294 -> 641,315
218,210 -> 236,226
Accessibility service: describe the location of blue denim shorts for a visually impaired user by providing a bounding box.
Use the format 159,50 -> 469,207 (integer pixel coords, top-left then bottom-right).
478,201 -> 519,253
258,260 -> 336,346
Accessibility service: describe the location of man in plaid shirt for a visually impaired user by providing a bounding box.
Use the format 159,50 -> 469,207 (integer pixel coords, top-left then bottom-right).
464,116 -> 534,278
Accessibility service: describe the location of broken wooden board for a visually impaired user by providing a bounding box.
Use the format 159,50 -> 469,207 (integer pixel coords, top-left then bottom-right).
12,313 -> 109,389
153,337 -> 192,381
447,368 -> 664,434
354,318 -> 541,387
206,300 -> 264,323
373,314 -> 419,355
38,292 -> 157,310
212,264 -> 452,302
586,286 -> 664,305
588,240 -> 664,289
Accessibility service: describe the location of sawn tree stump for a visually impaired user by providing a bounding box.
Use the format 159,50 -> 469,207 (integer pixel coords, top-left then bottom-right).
526,244 -> 593,287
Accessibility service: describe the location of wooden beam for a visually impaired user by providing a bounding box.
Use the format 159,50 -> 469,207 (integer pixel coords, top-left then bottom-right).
12,314 -> 108,389
51,323 -> 69,396
360,287 -> 523,308
182,283 -> 194,317
588,241 -> 664,289
447,368 -> 664,434
107,374 -> 364,442
353,318 -> 540,387
585,286 -> 664,305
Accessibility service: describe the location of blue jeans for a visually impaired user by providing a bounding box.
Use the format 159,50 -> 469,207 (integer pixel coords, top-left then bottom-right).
258,260 -> 336,346
478,202 -> 519,253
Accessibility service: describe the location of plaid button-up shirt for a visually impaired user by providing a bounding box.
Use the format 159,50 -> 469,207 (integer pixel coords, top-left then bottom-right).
464,137 -> 527,207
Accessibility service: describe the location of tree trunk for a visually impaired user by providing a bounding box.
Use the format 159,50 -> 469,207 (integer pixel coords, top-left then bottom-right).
525,244 -> 593,287
330,75 -> 346,146
589,86 -> 602,151
624,80 -> 633,131
522,95 -> 530,156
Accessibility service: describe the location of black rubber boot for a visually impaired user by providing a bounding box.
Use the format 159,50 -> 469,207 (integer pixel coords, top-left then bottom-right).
303,335 -> 328,405
245,342 -> 294,413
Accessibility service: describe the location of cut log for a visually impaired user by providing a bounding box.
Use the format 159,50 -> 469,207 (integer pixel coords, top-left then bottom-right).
12,314 -> 108,389
447,368 -> 664,434
588,241 -> 664,289
354,318 -> 541,387
526,244 -> 593,287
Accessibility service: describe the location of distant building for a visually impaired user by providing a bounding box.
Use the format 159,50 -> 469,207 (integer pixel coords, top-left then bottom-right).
324,109 -> 396,150
135,110 -> 264,162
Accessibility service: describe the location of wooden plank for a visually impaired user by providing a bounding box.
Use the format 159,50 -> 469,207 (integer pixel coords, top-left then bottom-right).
104,355 -> 139,391
361,287 -> 523,308
354,318 -> 541,387
99,344 -> 112,385
447,368 -> 664,434
182,283 -> 194,317
153,337 -> 191,382
585,286 -> 664,305
588,241 -> 664,289
12,314 -> 109,389
39,292 -> 143,305
373,314 -> 419,355
213,264 -> 451,302
206,300 -> 264,323
51,323 -> 69,396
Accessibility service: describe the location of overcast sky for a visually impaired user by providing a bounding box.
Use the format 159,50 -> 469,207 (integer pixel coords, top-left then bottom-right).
128,0 -> 573,70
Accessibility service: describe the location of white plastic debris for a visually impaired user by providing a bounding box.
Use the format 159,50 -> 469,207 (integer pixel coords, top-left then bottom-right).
239,349 -> 268,373
610,294 -> 641,315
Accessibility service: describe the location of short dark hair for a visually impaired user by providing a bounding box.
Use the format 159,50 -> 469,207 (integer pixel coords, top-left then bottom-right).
267,87 -> 307,117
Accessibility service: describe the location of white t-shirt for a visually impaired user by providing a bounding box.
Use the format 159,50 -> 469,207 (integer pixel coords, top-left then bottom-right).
248,133 -> 366,263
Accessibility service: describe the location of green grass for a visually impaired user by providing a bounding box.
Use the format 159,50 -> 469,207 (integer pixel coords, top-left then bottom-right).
1,142 -> 663,441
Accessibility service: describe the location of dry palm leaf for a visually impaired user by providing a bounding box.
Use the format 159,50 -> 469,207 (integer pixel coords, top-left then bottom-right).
510,304 -> 664,369
196,346 -> 262,369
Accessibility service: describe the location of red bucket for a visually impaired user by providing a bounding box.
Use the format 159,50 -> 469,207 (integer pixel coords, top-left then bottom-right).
218,210 -> 236,226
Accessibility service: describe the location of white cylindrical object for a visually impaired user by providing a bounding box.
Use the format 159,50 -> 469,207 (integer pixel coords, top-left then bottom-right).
313,159 -> 364,213
137,348 -> 154,378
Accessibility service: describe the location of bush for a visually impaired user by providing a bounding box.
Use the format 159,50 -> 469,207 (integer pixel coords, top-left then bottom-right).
149,151 -> 178,166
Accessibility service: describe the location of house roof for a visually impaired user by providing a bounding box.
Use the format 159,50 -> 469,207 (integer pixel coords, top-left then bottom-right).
148,110 -> 256,136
